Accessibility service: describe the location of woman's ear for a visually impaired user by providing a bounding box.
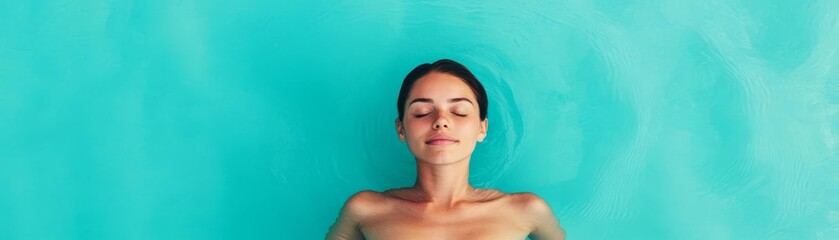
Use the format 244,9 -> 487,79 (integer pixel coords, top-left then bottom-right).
478,118 -> 488,142
395,118 -> 405,142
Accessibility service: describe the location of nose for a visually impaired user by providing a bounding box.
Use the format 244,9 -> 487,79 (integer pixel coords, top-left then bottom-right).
433,115 -> 449,129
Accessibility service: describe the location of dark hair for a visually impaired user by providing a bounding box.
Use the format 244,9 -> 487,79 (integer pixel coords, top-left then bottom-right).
397,59 -> 488,121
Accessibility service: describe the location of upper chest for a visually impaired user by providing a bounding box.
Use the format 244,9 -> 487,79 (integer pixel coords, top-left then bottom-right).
359,199 -> 533,240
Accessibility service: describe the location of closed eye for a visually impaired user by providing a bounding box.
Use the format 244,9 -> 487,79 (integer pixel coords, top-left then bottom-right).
414,113 -> 430,118
453,113 -> 467,117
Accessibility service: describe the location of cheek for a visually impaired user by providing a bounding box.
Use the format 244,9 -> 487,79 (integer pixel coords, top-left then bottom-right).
404,118 -> 480,138
454,120 -> 482,137
403,120 -> 427,136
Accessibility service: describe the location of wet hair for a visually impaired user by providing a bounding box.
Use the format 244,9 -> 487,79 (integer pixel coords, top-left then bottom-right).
397,59 -> 488,121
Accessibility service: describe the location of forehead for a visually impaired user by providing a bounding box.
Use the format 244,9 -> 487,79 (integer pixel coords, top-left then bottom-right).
407,72 -> 477,101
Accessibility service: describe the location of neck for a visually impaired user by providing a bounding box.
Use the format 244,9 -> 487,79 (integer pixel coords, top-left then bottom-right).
412,157 -> 474,209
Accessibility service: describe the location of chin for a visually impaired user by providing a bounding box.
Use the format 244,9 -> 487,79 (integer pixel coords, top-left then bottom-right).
417,152 -> 470,165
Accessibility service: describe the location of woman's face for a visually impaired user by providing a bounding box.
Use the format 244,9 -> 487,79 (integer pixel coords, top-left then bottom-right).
396,72 -> 487,165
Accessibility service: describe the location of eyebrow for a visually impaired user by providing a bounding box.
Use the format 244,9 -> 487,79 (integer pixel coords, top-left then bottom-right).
408,97 -> 474,106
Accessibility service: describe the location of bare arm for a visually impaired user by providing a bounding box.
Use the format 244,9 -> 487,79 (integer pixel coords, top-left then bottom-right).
325,191 -> 374,240
522,193 -> 566,240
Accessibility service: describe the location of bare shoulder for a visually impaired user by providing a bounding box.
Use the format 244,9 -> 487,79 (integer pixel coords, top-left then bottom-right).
508,192 -> 566,239
465,189 -> 551,213
340,190 -> 389,219
507,192 -> 553,215
327,191 -> 388,239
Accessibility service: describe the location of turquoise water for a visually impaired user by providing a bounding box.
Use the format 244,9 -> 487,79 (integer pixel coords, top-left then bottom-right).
1,1 -> 838,239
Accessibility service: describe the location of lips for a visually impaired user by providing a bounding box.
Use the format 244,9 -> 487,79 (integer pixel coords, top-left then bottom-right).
425,134 -> 459,145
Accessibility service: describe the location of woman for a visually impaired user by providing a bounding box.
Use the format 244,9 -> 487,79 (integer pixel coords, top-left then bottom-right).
327,59 -> 566,240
